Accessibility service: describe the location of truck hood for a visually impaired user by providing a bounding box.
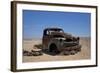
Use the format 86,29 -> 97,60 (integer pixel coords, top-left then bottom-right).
51,32 -> 79,41
51,32 -> 72,38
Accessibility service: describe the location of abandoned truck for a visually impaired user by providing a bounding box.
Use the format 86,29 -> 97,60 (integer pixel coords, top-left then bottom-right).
42,28 -> 81,55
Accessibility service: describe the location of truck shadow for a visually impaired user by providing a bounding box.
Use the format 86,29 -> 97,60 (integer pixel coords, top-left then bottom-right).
42,49 -> 61,56
42,48 -> 81,56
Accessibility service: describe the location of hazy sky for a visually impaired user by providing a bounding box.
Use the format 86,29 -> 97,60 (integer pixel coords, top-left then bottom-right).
23,10 -> 91,39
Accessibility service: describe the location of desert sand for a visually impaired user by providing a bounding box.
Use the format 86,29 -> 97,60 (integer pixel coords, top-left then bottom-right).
23,37 -> 91,62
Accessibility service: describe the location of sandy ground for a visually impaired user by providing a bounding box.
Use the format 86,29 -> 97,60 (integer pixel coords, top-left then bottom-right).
23,37 -> 91,62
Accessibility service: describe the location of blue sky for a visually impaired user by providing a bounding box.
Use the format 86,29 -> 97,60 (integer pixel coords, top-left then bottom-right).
23,10 -> 91,39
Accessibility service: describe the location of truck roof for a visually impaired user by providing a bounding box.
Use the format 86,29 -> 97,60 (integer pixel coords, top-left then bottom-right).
44,28 -> 63,31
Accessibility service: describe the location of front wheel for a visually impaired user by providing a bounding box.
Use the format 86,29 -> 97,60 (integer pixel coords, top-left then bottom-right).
49,44 -> 60,54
